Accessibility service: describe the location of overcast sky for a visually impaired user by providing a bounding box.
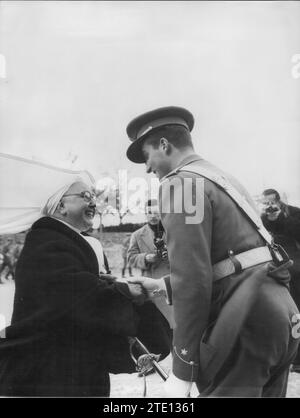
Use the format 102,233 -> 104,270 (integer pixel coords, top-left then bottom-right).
0,1 -> 299,208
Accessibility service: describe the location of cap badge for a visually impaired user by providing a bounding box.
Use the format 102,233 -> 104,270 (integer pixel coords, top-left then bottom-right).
140,126 -> 153,137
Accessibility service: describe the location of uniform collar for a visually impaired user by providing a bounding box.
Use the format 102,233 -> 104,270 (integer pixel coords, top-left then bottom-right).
160,153 -> 203,183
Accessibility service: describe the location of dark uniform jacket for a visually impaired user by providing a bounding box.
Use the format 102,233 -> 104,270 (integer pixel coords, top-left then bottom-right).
159,154 -> 299,394
0,217 -> 170,397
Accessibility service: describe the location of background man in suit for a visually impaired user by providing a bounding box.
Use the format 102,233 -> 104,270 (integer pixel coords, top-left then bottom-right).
126,106 -> 299,397
261,188 -> 300,373
128,199 -> 174,328
0,243 -> 16,283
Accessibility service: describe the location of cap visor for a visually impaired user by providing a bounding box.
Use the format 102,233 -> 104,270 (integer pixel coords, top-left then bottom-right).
126,138 -> 146,163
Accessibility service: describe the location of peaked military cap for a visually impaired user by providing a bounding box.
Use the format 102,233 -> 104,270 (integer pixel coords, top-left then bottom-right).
126,106 -> 194,163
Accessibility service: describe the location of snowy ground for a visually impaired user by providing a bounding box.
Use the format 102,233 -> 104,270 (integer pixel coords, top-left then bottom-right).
110,354 -> 300,398
1,282 -> 299,398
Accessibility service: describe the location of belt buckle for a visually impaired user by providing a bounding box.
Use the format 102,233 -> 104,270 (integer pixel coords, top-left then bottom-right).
269,243 -> 290,266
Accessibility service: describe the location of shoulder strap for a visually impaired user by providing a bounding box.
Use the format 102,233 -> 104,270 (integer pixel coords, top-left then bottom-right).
177,164 -> 273,246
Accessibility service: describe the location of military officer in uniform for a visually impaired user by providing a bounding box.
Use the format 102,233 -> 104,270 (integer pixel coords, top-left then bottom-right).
125,106 -> 300,397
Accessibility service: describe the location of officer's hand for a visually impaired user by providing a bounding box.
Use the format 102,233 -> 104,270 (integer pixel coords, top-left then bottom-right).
127,283 -> 146,305
128,277 -> 166,298
145,253 -> 159,264
163,373 -> 193,398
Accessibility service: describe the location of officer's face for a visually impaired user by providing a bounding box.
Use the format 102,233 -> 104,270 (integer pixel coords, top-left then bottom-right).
60,182 -> 97,231
142,140 -> 172,180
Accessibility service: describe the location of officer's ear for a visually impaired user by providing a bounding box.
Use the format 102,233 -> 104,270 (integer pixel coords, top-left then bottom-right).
159,137 -> 170,153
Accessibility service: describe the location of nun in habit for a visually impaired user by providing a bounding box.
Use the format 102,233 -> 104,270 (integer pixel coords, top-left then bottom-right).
0,153 -> 170,397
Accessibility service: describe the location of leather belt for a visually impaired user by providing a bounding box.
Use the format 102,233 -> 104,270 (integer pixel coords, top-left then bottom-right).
213,246 -> 272,281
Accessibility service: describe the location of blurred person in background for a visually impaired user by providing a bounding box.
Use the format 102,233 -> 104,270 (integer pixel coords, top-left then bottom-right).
0,253 -> 4,284
261,188 -> 300,372
0,245 -> 15,282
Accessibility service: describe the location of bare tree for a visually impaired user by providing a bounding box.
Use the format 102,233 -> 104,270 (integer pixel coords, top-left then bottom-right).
114,186 -> 130,225
95,188 -> 114,233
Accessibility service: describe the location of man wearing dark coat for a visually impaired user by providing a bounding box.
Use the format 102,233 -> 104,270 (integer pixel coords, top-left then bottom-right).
0,180 -> 170,397
261,188 -> 300,372
126,106 -> 300,397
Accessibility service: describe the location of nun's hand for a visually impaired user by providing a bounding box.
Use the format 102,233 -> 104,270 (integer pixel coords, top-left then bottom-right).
127,283 -> 147,305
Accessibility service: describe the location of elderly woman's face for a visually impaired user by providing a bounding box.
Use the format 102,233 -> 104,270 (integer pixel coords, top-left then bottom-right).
61,182 -> 97,231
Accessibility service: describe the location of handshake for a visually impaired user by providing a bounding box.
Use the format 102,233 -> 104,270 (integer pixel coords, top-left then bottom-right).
126,276 -> 167,305
102,273 -> 167,306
